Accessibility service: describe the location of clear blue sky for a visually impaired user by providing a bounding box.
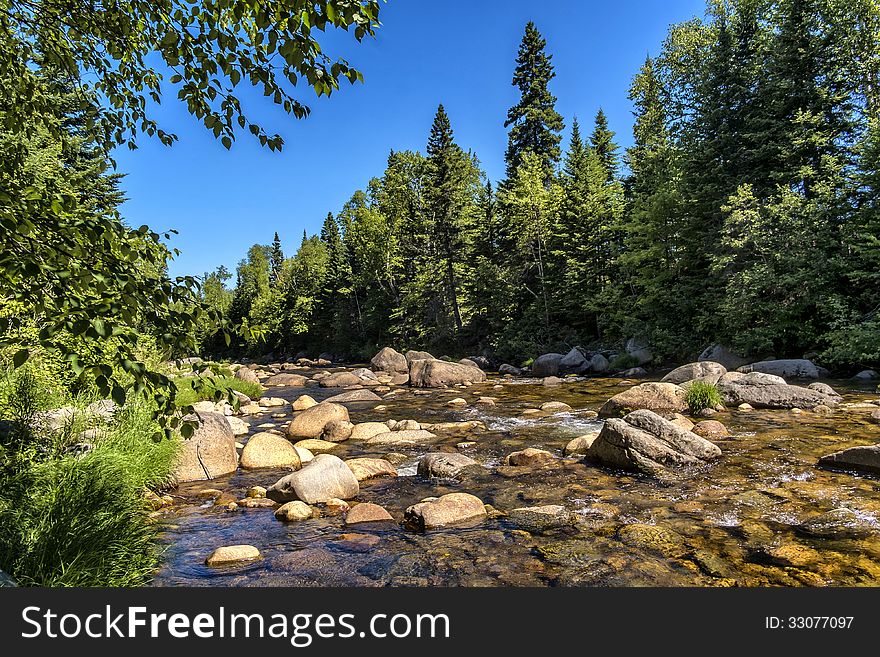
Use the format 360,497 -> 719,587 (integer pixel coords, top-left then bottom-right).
113,0 -> 707,279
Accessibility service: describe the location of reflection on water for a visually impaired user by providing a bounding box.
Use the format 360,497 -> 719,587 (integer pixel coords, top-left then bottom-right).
153,373 -> 880,587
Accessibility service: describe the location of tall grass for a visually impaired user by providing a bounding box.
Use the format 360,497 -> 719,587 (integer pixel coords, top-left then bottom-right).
685,381 -> 723,414
0,369 -> 180,586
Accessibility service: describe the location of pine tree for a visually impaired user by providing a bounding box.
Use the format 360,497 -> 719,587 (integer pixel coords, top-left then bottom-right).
590,108 -> 619,183
269,232 -> 284,287
504,22 -> 565,181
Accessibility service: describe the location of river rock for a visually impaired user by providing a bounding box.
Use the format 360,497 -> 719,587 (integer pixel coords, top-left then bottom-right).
738,358 -> 822,379
365,429 -> 437,447
265,373 -> 308,387
274,501 -> 313,522
234,368 -> 260,385
294,446 -> 314,464
716,372 -> 835,409
240,432 -> 302,469
319,371 -> 362,388
585,353 -> 607,374
369,347 -> 407,373
625,337 -> 653,365
586,409 -> 722,477
691,420 -> 730,439
531,353 -> 564,377
543,376 -> 563,386
292,395 -> 318,411
322,419 -> 354,442
344,458 -> 397,481
205,545 -> 261,567
560,347 -> 588,373
286,402 -> 349,438
661,361 -> 727,385
499,363 -> 522,376
409,359 -> 486,387
459,358 -> 478,368
404,493 -> 487,530
797,508 -> 876,540
817,444 -> 880,476
175,412 -> 238,482
598,382 -> 688,418
698,344 -> 751,370
540,401 -> 572,412
324,389 -> 382,404
505,447 -> 555,467
807,382 -> 839,397
345,503 -> 394,525
349,422 -> 390,441
853,369 -> 879,380
404,349 -> 434,364
227,416 -> 249,436
870,410 -> 880,425
563,432 -> 599,456
258,397 -> 286,407
417,452 -> 480,479
620,367 -> 648,378
293,439 -> 340,455
508,505 -> 575,532
266,454 -> 359,504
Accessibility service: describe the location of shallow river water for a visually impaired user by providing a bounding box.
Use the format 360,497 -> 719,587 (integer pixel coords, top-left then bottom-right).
153,371 -> 880,587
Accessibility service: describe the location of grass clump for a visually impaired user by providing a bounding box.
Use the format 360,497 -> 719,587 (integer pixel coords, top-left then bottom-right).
609,353 -> 640,372
174,375 -> 263,407
685,381 -> 723,414
0,368 -> 179,586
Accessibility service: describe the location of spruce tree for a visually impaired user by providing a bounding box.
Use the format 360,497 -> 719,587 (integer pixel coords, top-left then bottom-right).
589,108 -> 619,183
504,22 -> 565,181
269,231 -> 284,287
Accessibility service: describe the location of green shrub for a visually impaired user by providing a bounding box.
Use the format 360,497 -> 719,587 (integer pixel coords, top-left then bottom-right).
609,353 -> 640,371
174,375 -> 263,407
685,381 -> 723,414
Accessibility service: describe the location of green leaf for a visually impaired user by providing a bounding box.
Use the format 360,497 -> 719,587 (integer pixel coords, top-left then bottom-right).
13,349 -> 29,368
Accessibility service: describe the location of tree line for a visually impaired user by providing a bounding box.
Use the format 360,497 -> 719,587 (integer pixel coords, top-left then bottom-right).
205,0 -> 880,369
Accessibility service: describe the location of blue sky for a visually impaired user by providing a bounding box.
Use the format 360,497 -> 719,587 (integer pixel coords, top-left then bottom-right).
114,0 -> 707,279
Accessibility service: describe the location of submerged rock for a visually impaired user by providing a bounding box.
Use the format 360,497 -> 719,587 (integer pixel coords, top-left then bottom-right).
797,508 -> 876,540
817,444 -> 880,476
345,503 -> 394,525
586,409 -> 721,477
508,505 -> 575,532
324,389 -> 383,404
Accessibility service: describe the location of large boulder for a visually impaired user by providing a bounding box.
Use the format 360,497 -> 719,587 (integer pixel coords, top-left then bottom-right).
589,353 -> 610,373
417,452 -> 481,479
174,412 -> 238,482
559,347 -> 588,373
234,367 -> 260,385
598,382 -> 688,418
586,409 -> 722,477
286,403 -> 349,439
408,359 -> 486,388
324,389 -> 383,404
817,444 -> 880,476
625,337 -> 653,366
853,369 -> 879,381
738,359 -> 822,379
405,350 -> 435,365
404,493 -> 487,530
698,344 -> 751,370
532,353 -> 564,377
240,432 -> 302,470
661,361 -> 727,385
370,347 -> 408,374
265,373 -> 308,387
266,454 -> 359,504
319,371 -> 362,388
716,372 -> 836,409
